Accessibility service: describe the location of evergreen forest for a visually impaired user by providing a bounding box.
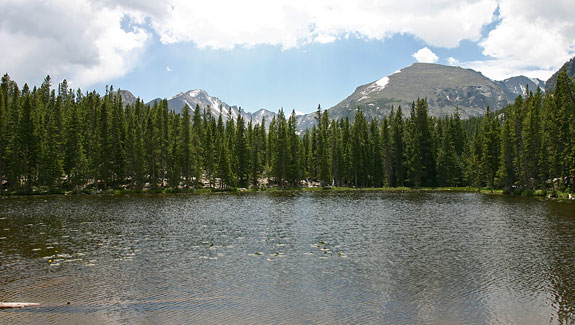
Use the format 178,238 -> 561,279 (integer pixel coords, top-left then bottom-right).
0,69 -> 573,195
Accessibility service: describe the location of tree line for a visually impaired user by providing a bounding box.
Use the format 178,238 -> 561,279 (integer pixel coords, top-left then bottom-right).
0,70 -> 573,194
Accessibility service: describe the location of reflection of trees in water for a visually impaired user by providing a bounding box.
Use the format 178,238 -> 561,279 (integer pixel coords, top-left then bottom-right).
551,262 -> 575,325
548,204 -> 575,324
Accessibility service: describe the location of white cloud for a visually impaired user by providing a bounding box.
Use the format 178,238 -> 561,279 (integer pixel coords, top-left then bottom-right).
0,0 -> 498,88
0,0 -> 149,88
447,57 -> 460,66
166,66 -> 172,72
461,0 -> 575,80
140,0 -> 497,49
412,47 -> 439,63
462,59 -> 555,81
1,0 -> 573,87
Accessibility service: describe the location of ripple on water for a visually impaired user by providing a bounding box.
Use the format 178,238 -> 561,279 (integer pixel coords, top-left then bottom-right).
0,192 -> 574,324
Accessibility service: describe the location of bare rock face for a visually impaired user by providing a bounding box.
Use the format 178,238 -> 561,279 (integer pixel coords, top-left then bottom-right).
545,56 -> 575,92
147,89 -> 277,126
327,63 -> 518,120
118,62 -> 553,132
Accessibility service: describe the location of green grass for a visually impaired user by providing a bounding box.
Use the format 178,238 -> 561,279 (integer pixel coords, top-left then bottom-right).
2,185 -> 573,200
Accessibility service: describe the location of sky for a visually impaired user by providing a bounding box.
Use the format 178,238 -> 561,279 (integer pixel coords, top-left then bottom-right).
1,0 -> 574,114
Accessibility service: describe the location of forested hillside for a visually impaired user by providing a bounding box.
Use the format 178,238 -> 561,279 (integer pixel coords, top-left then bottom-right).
0,70 -> 573,195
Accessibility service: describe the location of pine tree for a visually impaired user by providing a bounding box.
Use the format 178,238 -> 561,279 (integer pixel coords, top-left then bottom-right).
390,106 -> 405,186
192,104 -> 204,185
509,96 -> 526,188
271,109 -> 287,185
351,108 -> 368,186
522,89 -> 542,189
5,81 -> 20,189
287,111 -> 300,185
329,120 -> 343,186
215,110 -> 233,189
552,69 -> 575,192
179,104 -> 192,187
0,85 -> 4,193
415,99 -> 436,187
468,121 -> 483,190
481,107 -> 500,192
498,115 -> 515,193
405,102 -> 422,187
167,112 -> 181,188
302,128 -> 312,182
312,105 -> 331,186
162,100 -> 170,185
64,97 -> 84,188
125,100 -> 146,190
110,91 -> 127,186
18,84 -> 39,193
39,86 -> 64,191
235,110 -> 249,187
250,118 -> 265,187
319,109 -> 331,186
369,119 -> 382,187
381,117 -> 393,187
448,110 -> 467,185
436,118 -> 458,187
203,112 -> 217,187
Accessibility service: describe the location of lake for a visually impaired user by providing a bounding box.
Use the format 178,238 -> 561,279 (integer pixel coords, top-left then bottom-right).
1,191 -> 574,324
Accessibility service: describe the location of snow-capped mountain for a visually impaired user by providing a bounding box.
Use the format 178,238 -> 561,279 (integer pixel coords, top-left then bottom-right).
328,63 -> 518,120
498,76 -> 545,96
147,89 -> 277,125
121,62 -> 558,132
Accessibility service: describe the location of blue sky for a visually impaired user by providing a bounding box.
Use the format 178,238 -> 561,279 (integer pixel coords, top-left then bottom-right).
104,34 -> 442,112
106,35 -> 489,113
1,0 -> 574,114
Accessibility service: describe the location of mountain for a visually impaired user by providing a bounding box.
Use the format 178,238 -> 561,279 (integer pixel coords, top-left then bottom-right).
328,63 -> 517,119
120,62 -> 551,132
147,89 -> 277,125
545,56 -> 575,92
114,89 -> 138,106
499,76 -> 545,96
148,89 -> 239,116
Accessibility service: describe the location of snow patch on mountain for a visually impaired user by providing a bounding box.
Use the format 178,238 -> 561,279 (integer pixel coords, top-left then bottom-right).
375,76 -> 389,89
369,69 -> 402,93
187,89 -> 201,97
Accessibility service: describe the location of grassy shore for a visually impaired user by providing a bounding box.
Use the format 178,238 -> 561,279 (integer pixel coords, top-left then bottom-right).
2,185 -> 573,199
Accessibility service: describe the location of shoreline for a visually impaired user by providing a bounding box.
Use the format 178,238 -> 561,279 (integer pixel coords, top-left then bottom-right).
1,186 -> 573,200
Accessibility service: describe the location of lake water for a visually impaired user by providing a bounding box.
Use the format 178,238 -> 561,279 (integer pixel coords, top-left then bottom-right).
1,191 -> 574,324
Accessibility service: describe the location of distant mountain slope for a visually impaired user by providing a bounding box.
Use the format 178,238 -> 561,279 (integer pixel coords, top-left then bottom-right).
328,63 -> 517,119
114,89 -> 138,107
147,89 -> 277,125
118,63 -> 548,132
545,56 -> 575,92
499,76 -> 545,96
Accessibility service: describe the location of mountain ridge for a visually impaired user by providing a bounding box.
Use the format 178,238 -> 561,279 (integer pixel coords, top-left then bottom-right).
116,62 -> 560,131
327,63 -> 530,120
545,56 -> 575,92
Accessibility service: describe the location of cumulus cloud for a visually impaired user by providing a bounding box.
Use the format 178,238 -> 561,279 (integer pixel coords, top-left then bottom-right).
1,0 -> 573,86
412,47 -> 439,63
0,0 -> 149,88
0,0 -> 498,88
447,57 -> 460,65
462,0 -> 575,80
142,0 -> 497,49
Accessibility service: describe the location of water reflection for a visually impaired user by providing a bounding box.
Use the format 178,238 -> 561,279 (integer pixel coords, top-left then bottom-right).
0,192 -> 574,324
545,202 -> 575,325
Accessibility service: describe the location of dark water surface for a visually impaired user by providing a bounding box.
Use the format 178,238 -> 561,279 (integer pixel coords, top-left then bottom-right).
1,191 -> 574,324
